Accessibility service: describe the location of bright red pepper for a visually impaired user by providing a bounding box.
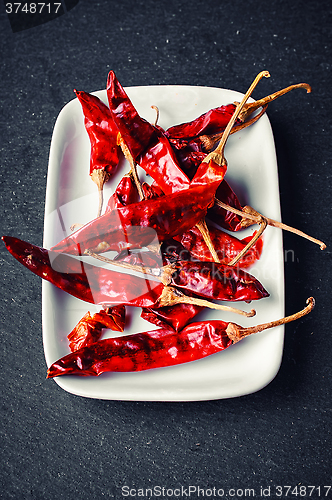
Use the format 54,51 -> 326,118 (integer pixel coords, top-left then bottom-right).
75,89 -> 121,216
49,177 -> 224,256
3,236 -> 263,316
46,298 -> 315,378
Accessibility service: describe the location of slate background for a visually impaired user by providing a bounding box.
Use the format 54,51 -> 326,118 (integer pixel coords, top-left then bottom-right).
0,0 -> 331,499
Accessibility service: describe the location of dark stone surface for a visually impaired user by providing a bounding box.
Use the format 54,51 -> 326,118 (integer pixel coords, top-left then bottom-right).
0,0 -> 331,498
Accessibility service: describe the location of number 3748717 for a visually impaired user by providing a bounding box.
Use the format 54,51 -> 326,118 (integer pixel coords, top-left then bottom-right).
5,3 -> 62,14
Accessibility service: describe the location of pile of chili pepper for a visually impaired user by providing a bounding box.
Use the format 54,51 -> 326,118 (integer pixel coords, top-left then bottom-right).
2,69 -> 325,381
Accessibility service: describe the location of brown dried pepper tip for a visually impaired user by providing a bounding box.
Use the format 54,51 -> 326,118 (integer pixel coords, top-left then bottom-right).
226,297 -> 315,343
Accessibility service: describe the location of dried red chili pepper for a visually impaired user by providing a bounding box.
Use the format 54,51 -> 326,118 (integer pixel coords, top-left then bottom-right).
75,89 -> 121,217
46,297 -> 315,378
49,177 -> 224,256
165,83 -> 311,146
2,236 -> 258,316
67,305 -> 125,352
106,70 -> 158,160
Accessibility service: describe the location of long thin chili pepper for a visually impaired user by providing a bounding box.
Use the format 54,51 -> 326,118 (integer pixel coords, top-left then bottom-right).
46,297 -> 315,378
165,83 -> 310,143
49,176 -> 224,256
74,90 -> 120,217
2,236 -> 257,316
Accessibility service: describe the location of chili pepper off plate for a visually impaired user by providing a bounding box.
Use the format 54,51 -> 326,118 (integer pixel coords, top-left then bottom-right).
43,85 -> 284,401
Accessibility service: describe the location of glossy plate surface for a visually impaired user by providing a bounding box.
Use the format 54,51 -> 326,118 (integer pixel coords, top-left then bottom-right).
43,85 -> 284,401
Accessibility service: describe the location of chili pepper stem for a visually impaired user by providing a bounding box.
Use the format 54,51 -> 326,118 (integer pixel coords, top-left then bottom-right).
203,70 -> 270,167
226,297 -> 315,343
117,133 -> 145,201
151,105 -> 160,126
227,217 -> 268,266
214,199 -> 327,250
195,218 -> 221,263
158,286 -> 256,317
238,83 -> 312,122
90,168 -> 110,218
199,105 -> 268,152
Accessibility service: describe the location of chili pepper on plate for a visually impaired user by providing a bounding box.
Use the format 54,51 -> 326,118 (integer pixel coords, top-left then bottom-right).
74,90 -> 121,217
67,305 -> 126,352
46,298 -> 314,378
48,164 -> 226,256
2,236 -> 261,317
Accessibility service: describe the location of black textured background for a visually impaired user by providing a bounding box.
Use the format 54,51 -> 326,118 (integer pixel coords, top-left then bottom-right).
0,1 -> 331,499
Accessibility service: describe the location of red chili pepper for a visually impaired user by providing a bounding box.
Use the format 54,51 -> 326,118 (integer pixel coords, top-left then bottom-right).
106,70 -> 157,160
2,236 -> 164,307
88,240 -> 269,303
67,305 -> 125,352
49,179 -> 224,256
75,89 -> 121,216
46,298 -> 315,378
2,236 -> 261,316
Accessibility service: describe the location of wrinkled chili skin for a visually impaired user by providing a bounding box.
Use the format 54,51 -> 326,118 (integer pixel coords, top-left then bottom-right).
75,90 -> 120,176
169,261 -> 269,302
50,182 -> 221,256
165,104 -> 238,140
2,236 -> 165,308
106,70 -> 157,160
47,320 -> 233,377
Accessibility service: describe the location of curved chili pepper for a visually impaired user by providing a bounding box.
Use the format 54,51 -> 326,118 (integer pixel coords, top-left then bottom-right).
165,83 -> 311,144
67,305 -> 126,352
50,179 -> 223,256
75,90 -> 121,216
106,70 -> 158,160
46,298 -> 315,378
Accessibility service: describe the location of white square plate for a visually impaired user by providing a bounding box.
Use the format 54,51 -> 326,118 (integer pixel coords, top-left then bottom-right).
43,84 -> 284,401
